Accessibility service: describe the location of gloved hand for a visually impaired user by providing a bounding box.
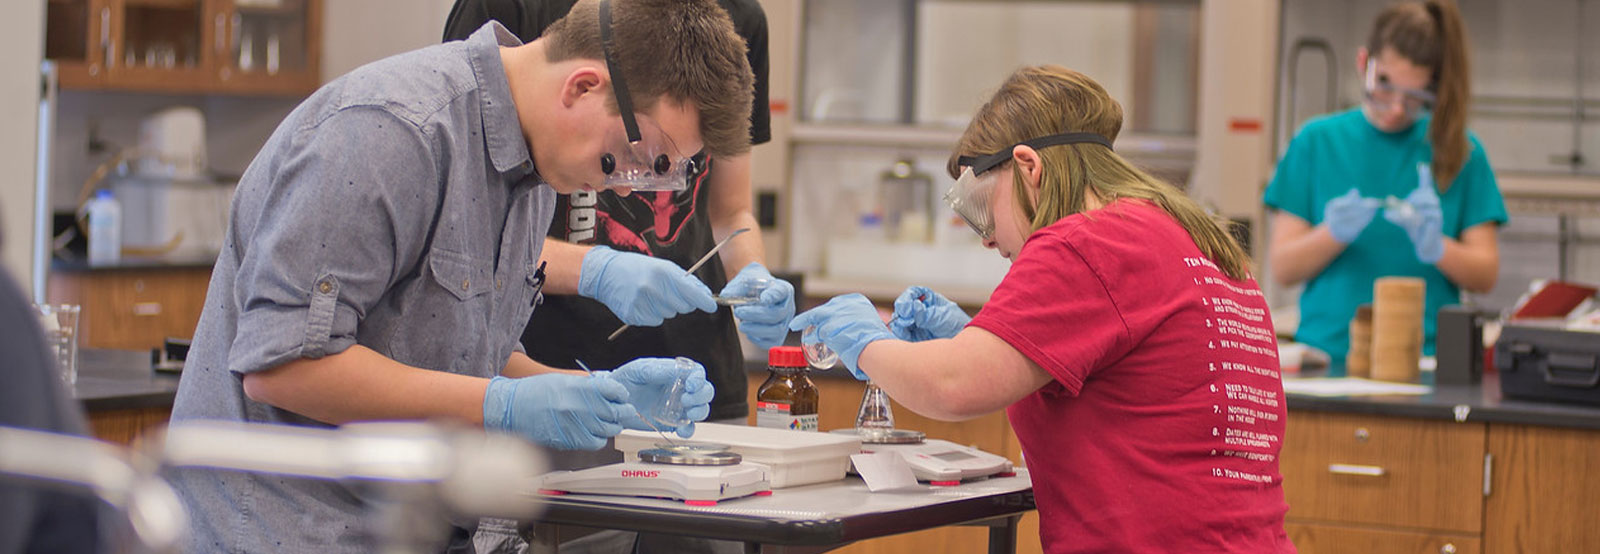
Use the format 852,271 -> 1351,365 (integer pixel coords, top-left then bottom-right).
722,262 -> 795,349
1323,188 -> 1382,244
788,293 -> 896,380
482,373 -> 630,451
890,286 -> 971,342
578,246 -> 718,326
598,357 -> 715,438
1383,164 -> 1445,264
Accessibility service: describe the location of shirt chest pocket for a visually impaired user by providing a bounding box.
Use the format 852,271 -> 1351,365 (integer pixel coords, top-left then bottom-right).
429,248 -> 495,301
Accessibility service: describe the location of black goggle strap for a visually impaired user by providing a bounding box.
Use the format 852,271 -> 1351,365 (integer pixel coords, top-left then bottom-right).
599,0 -> 641,144
956,132 -> 1114,176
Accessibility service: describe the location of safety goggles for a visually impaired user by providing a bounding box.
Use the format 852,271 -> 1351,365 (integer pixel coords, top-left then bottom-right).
598,0 -> 699,191
945,132 -> 1114,240
1363,58 -> 1436,120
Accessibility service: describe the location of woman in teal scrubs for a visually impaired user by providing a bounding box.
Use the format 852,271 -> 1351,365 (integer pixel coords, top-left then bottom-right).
1264,0 -> 1506,367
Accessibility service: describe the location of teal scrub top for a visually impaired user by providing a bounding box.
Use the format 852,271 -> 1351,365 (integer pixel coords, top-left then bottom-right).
1263,108 -> 1508,366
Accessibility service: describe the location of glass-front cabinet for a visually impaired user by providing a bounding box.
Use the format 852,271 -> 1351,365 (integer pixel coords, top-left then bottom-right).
216,0 -> 319,95
44,0 -> 320,95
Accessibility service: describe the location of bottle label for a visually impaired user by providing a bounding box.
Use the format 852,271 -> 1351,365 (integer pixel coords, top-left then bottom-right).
755,402 -> 818,431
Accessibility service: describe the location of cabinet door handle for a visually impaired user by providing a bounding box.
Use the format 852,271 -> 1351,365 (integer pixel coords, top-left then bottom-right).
215,13 -> 226,54
133,302 -> 163,316
1327,463 -> 1386,477
1440,543 -> 1457,554
100,7 -> 112,69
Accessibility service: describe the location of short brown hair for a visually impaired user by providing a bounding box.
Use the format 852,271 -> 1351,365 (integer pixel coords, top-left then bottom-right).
543,0 -> 754,159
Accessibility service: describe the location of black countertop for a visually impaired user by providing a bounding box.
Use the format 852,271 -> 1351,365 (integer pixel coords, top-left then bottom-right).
76,352 -> 1600,431
52,256 -> 214,273
1283,369 -> 1600,431
73,349 -> 181,411
744,358 -> 1600,432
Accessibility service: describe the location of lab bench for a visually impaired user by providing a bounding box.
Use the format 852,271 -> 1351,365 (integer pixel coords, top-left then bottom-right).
1280,369 -> 1600,554
73,352 -> 1600,553
526,470 -> 1034,554
71,348 -> 180,445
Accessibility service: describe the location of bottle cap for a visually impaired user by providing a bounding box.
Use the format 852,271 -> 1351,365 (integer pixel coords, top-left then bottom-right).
767,346 -> 805,368
95,189 -> 113,199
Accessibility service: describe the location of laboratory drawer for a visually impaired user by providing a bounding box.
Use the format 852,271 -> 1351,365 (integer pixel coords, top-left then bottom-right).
1286,521 -> 1479,554
1281,411 -> 1485,533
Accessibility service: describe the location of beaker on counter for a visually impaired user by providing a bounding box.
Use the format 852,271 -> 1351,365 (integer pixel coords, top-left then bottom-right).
879,159 -> 933,243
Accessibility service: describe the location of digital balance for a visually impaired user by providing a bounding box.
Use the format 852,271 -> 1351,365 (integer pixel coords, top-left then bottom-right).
538,443 -> 771,506
831,429 -> 1015,486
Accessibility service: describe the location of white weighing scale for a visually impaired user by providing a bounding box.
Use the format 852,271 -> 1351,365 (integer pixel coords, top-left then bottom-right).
831,429 -> 1014,485
538,444 -> 771,505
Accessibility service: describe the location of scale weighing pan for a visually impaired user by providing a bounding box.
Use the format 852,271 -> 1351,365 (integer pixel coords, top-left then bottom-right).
829,428 -> 926,444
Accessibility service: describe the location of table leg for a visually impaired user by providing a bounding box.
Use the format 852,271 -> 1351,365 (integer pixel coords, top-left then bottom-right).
986,515 -> 1019,554
526,523 -> 559,554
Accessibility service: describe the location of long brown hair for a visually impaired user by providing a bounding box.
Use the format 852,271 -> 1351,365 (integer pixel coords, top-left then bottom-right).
948,65 -> 1251,281
1368,0 -> 1472,189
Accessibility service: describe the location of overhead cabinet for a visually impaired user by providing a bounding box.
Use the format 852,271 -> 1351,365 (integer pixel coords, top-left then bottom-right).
45,0 -> 321,95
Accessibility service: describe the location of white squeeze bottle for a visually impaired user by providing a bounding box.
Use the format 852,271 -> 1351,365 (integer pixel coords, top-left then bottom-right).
87,189 -> 122,265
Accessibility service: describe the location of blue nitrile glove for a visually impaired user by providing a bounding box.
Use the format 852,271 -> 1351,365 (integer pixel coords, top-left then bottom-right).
482,373 -> 630,451
578,246 -> 718,326
788,293 -> 897,380
1324,188 -> 1382,244
598,357 -> 715,438
722,262 -> 795,349
890,286 -> 971,342
1383,164 -> 1445,264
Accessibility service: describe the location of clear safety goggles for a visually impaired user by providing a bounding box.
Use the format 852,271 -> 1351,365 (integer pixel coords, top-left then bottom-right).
597,0 -> 699,191
598,112 -> 700,192
1363,59 -> 1436,120
945,132 -> 1114,240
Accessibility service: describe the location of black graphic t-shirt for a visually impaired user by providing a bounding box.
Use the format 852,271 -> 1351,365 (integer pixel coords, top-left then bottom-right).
443,0 -> 771,420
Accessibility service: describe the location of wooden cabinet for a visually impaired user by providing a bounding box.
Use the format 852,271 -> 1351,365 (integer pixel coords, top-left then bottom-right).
1484,424 -> 1600,553
1287,522 -> 1479,554
1282,411 -> 1486,533
47,266 -> 212,350
1281,411 -> 1487,553
87,405 -> 172,445
744,375 -> 1042,554
1283,410 -> 1600,554
45,0 -> 320,95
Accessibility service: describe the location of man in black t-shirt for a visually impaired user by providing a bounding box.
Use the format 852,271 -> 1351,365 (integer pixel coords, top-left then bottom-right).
443,2 -> 786,552
443,0 -> 782,430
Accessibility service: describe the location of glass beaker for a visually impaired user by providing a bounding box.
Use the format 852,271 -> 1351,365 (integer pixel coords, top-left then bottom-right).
802,325 -> 839,369
644,357 -> 695,428
715,277 -> 771,306
33,303 -> 81,386
879,159 -> 933,243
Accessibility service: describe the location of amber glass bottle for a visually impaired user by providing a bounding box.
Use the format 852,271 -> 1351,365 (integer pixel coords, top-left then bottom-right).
755,346 -> 819,431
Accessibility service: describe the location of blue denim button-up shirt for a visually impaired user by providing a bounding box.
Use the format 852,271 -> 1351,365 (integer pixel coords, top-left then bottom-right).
169,22 -> 553,552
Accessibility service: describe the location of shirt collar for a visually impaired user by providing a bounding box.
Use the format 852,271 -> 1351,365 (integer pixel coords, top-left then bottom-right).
467,22 -> 533,175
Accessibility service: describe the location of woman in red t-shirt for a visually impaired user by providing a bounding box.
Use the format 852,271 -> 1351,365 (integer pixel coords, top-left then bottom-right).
791,65 -> 1295,553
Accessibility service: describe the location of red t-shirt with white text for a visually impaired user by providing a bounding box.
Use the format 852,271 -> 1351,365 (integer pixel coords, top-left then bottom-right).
970,200 -> 1293,553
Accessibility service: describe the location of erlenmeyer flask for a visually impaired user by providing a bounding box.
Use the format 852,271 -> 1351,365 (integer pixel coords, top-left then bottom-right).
855,381 -> 894,432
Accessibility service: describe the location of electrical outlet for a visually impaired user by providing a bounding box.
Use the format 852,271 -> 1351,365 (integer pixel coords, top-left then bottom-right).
86,119 -> 110,155
756,191 -> 778,229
